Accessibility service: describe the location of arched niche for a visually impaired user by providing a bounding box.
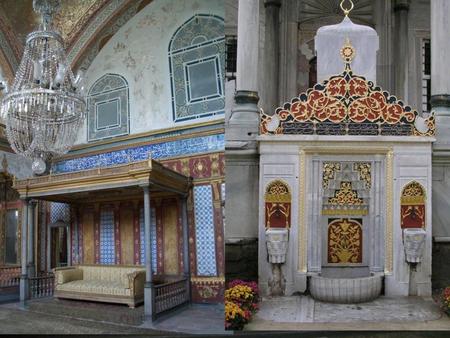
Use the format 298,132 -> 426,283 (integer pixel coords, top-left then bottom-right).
400,181 -> 426,229
264,180 -> 291,229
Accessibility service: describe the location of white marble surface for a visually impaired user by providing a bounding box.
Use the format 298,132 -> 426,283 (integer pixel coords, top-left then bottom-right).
236,0 -> 260,92
431,0 -> 450,96
315,16 -> 379,84
0,151 -> 33,179
255,295 -> 441,323
258,139 -> 433,297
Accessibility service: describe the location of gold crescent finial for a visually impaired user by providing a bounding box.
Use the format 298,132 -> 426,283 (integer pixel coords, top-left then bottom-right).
340,0 -> 354,16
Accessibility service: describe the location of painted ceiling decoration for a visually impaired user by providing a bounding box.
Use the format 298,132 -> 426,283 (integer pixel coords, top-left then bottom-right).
260,40 -> 435,137
0,0 -> 152,81
71,0 -> 153,72
300,0 -> 373,26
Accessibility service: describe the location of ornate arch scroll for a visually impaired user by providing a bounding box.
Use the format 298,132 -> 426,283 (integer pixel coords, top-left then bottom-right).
264,180 -> 291,228
260,40 -> 435,137
400,181 -> 426,229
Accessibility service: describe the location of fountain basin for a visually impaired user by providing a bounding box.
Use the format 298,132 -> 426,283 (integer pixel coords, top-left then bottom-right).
310,273 -> 383,303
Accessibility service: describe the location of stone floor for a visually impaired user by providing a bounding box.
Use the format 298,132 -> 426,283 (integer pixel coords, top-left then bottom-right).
0,301 -> 164,335
0,286 -> 19,304
0,297 -> 226,335
141,303 -> 227,334
246,295 -> 450,331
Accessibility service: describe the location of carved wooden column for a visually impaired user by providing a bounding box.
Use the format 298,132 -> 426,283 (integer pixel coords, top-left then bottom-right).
27,200 -> 36,278
19,199 -> 28,302
181,196 -> 190,301
142,185 -> 153,319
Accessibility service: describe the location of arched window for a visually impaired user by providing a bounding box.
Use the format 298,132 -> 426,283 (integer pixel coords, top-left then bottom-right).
87,74 -> 129,142
169,14 -> 225,122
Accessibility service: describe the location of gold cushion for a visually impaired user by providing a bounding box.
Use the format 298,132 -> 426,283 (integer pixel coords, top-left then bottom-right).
79,266 -> 145,288
57,280 -> 131,297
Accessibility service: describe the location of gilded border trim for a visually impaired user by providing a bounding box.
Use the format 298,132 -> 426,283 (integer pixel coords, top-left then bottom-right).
297,145 -> 394,274
298,150 -> 307,272
385,149 -> 394,273
190,276 -> 224,284
63,120 -> 224,157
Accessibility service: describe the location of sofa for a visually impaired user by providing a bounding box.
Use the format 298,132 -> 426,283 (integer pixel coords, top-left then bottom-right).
54,265 -> 146,308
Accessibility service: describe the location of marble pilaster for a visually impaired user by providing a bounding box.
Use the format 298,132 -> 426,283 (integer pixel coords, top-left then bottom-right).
431,0 -> 450,148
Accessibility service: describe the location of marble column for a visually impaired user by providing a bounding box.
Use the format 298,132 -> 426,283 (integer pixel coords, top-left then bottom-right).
225,0 -> 261,244
19,199 -> 28,302
431,0 -> 450,147
261,0 -> 281,114
393,0 -> 409,102
228,0 -> 260,131
142,185 -> 153,319
375,0 -> 394,92
27,200 -> 36,278
279,0 -> 298,102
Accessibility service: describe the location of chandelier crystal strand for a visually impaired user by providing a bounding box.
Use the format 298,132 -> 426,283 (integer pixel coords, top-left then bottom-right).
1,0 -> 86,175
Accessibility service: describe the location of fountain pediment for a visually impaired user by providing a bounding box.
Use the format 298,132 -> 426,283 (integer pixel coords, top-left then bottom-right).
260,41 -> 435,138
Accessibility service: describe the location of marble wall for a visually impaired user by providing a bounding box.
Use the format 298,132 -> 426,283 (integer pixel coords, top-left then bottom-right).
0,150 -> 32,179
258,137 -> 433,298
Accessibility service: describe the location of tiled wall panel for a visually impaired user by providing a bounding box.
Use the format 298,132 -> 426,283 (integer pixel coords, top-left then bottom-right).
193,185 -> 217,276
99,209 -> 115,264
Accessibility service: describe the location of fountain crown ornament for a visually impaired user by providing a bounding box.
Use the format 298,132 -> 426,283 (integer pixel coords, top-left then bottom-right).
340,0 -> 354,17
315,0 -> 379,83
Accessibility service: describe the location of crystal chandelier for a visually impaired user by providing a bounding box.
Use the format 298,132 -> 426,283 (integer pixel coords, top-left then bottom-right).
1,0 -> 86,175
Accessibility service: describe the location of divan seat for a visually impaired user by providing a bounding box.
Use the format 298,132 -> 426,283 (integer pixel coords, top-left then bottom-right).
54,265 -> 146,308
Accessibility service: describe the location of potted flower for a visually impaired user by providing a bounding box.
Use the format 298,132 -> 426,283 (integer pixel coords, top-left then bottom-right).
225,279 -> 259,330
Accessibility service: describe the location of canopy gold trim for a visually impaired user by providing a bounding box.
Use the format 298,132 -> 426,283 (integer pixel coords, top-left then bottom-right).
13,159 -> 191,203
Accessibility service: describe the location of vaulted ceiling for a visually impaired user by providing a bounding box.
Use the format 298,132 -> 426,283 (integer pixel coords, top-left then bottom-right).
0,0 -> 152,83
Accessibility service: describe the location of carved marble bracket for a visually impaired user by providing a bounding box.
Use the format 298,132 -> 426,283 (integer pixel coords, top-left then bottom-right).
403,228 -> 426,263
266,228 -> 289,263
